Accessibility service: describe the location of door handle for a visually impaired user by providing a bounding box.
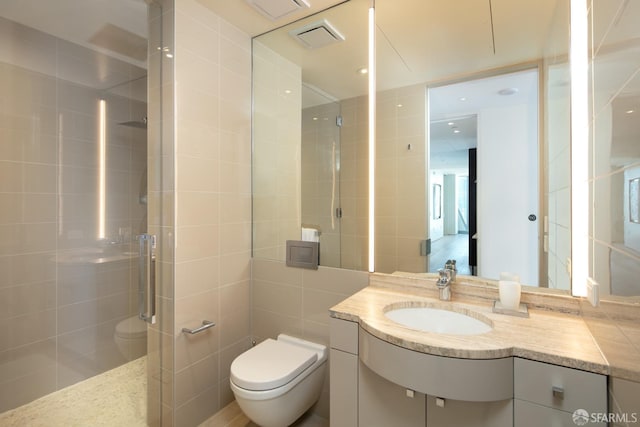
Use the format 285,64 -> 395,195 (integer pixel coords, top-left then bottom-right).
138,233 -> 156,324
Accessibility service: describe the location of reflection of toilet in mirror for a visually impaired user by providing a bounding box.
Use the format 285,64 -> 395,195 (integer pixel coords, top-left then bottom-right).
114,315 -> 147,361
230,334 -> 327,427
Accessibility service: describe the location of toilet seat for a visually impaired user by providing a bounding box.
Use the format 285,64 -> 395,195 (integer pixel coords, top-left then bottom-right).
231,338 -> 318,391
115,315 -> 147,339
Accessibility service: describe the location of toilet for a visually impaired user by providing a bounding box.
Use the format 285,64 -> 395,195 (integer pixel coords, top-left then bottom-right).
114,315 -> 147,361
230,334 -> 328,427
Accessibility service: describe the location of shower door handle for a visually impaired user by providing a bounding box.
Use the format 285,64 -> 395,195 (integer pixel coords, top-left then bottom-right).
138,233 -> 156,324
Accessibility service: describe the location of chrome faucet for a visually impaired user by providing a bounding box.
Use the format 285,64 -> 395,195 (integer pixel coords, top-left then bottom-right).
437,260 -> 457,301
445,259 -> 457,282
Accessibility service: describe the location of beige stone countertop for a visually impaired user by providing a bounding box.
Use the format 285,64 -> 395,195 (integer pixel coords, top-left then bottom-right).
330,285 -> 610,376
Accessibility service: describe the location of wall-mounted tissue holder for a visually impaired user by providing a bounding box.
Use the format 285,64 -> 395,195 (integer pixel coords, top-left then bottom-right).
286,240 -> 319,270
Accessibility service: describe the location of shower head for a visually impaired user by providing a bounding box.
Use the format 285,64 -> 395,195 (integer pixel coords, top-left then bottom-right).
118,117 -> 147,129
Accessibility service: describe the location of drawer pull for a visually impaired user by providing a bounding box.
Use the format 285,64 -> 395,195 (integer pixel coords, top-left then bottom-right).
552,386 -> 564,399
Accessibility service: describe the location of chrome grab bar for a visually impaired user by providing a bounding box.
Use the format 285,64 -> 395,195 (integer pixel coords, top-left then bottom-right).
182,320 -> 216,335
138,233 -> 156,324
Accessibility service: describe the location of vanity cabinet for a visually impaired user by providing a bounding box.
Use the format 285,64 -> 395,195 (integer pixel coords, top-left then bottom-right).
329,317 -> 610,427
514,358 -> 607,427
329,318 -> 359,427
359,360 -> 425,427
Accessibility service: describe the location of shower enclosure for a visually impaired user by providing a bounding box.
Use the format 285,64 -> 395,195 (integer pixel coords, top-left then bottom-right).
0,0 -> 164,422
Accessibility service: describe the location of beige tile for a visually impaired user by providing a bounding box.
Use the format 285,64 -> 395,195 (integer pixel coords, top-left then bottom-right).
175,383 -> 220,427
303,289 -> 346,325
175,224 -> 219,262
252,258 -> 303,286
176,119 -> 220,159
176,83 -> 220,127
219,339 -> 251,381
220,252 -> 250,286
252,308 -> 303,342
176,154 -> 220,193
220,161 -> 251,194
176,49 -> 220,99
175,288 -> 219,336
175,353 -> 220,407
175,10 -> 220,61
220,306 -> 250,349
175,256 -> 220,299
220,193 -> 251,225
219,130 -> 250,165
177,191 -> 219,226
219,222 -> 251,255
253,280 -> 302,318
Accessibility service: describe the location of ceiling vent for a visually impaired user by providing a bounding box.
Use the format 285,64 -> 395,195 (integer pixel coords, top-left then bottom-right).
246,0 -> 310,21
289,19 -> 345,49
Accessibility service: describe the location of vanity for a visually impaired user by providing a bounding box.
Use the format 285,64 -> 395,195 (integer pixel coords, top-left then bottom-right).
329,274 -> 615,427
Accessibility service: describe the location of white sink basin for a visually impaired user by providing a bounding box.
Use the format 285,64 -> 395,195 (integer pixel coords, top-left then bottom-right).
384,305 -> 492,335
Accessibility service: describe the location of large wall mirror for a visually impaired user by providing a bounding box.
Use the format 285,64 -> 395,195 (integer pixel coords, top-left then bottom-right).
590,1 -> 640,301
373,0 -> 571,290
251,0 -> 640,300
252,0 -> 370,270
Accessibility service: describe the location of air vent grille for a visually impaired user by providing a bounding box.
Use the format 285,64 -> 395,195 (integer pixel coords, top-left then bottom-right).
289,19 -> 345,49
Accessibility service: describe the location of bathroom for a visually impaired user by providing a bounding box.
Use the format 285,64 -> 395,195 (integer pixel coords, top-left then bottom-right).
0,0 -> 638,426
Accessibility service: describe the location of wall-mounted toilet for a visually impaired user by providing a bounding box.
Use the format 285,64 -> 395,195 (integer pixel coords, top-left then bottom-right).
114,315 -> 147,361
230,334 -> 328,427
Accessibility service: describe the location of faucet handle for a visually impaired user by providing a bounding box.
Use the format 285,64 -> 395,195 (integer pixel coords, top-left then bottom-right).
438,268 -> 451,281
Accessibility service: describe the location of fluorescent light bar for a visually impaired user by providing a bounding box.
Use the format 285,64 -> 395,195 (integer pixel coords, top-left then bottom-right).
98,99 -> 106,240
570,0 -> 588,296
368,2 -> 376,272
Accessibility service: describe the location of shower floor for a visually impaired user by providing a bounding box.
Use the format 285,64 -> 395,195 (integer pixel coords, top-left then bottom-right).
0,356 -> 147,427
0,356 -> 328,427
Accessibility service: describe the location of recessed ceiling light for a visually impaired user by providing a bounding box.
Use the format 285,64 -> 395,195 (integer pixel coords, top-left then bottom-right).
397,104 -> 403,108
448,122 -> 455,126
284,89 -> 292,94
459,97 -> 467,102
498,87 -> 519,96
453,129 -> 461,134
357,67 -> 368,75
626,109 -> 635,114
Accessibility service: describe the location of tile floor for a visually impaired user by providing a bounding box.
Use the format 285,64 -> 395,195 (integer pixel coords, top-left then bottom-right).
0,356 -> 328,427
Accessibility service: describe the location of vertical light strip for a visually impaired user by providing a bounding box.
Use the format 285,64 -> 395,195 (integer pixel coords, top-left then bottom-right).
98,99 -> 107,240
570,0 -> 588,296
368,1 -> 376,272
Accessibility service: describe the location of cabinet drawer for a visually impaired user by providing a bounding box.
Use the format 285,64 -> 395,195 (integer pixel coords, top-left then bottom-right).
514,358 -> 606,413
515,399 -> 606,427
330,317 -> 358,354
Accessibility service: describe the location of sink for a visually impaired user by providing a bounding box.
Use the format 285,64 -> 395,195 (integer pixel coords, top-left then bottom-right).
384,304 -> 492,335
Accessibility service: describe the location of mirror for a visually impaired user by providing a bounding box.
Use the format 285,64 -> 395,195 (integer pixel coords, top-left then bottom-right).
250,0 -> 640,299
590,1 -> 640,299
251,0 -> 572,283
252,0 -> 370,270
373,0 -> 571,289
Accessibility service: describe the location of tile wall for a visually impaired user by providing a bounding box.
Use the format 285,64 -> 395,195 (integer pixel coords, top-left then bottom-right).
338,96 -> 370,271
375,84 -> 428,274
252,41 -> 302,261
169,1 -> 253,425
301,102 -> 342,268
251,258 -> 369,419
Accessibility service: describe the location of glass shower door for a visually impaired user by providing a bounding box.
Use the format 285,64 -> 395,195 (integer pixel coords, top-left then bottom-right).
0,0 -> 164,423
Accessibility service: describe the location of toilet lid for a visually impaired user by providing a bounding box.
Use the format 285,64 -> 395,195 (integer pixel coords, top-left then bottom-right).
115,316 -> 147,339
231,338 -> 317,391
